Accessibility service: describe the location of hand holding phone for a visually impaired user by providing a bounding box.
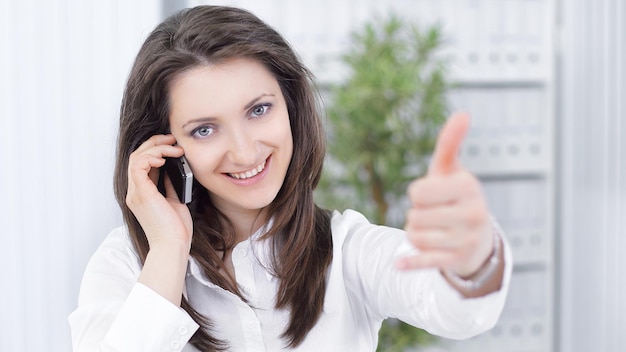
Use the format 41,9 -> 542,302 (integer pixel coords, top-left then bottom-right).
159,155 -> 193,204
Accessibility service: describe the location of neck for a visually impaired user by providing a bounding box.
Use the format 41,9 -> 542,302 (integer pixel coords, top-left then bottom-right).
224,207 -> 268,243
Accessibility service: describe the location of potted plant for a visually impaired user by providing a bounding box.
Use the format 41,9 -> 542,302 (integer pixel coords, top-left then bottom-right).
315,14 -> 451,351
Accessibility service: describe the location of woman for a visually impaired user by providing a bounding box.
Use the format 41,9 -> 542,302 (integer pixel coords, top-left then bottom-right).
69,5 -> 511,351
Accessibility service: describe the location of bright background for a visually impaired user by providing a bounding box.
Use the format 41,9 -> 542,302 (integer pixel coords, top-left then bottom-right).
0,0 -> 623,351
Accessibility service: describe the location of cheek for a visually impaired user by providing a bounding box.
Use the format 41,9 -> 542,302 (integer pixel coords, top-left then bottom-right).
253,112 -> 293,154
280,124 -> 293,152
182,147 -> 220,180
273,116 -> 293,151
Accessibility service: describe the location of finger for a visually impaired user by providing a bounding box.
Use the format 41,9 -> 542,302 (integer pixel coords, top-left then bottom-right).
395,251 -> 456,271
405,206 -> 456,231
407,171 -> 482,206
127,143 -> 185,204
135,144 -> 184,160
405,229 -> 462,250
407,199 -> 489,234
407,177 -> 457,206
428,112 -> 470,175
129,153 -> 166,178
134,134 -> 177,154
128,144 -> 184,185
129,154 -> 166,190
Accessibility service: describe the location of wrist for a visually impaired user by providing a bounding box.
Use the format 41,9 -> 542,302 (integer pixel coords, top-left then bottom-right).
149,237 -> 192,253
444,225 -> 502,292
139,240 -> 191,306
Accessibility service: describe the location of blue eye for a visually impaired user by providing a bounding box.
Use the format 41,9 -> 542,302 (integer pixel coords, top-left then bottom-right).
192,125 -> 214,138
251,103 -> 271,118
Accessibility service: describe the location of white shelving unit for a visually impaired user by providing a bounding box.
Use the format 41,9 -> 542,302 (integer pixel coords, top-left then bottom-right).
185,1 -> 558,351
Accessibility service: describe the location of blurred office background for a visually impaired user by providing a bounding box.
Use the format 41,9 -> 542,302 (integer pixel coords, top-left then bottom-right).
0,0 -> 623,351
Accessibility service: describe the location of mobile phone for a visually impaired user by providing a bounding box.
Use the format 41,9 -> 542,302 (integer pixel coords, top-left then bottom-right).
160,155 -> 193,204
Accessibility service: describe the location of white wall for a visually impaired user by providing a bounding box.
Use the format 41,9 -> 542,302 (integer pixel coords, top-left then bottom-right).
0,1 -> 161,351
558,0 -> 626,351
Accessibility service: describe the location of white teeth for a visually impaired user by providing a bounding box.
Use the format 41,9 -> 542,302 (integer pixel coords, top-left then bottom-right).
229,161 -> 266,180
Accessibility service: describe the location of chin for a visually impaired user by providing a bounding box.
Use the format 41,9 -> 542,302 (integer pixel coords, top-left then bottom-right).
211,189 -> 280,214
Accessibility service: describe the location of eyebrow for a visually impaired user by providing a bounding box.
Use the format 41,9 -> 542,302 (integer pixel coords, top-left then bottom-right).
180,93 -> 276,129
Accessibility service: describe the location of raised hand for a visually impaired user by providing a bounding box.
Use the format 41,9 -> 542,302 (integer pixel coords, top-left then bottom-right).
126,134 -> 193,248
126,134 -> 195,305
397,113 -> 495,280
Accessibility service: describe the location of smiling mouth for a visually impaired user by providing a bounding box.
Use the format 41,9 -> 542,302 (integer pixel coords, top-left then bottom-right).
228,159 -> 267,180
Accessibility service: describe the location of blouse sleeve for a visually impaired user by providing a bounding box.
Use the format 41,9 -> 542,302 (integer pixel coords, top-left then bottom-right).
68,227 -> 199,352
336,209 -> 512,340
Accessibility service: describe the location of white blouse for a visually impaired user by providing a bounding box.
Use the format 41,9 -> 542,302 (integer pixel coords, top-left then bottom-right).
69,209 -> 512,352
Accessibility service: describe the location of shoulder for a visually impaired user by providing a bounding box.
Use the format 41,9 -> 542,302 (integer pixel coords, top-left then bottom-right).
83,225 -> 142,279
97,226 -> 139,258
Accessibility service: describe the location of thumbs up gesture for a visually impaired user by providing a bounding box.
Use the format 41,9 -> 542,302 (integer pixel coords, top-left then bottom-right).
397,113 -> 497,284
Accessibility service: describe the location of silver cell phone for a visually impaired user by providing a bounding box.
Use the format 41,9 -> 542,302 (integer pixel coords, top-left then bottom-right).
162,155 -> 193,204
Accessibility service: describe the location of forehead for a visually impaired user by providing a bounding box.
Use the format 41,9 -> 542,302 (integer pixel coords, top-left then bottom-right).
168,58 -> 282,121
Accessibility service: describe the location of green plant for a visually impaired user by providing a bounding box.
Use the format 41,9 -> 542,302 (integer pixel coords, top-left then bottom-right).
377,319 -> 436,352
317,14 -> 449,225
314,14 -> 450,352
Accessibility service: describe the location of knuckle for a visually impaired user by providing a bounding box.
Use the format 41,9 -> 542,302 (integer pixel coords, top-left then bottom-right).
125,194 -> 136,208
407,178 -> 427,199
464,233 -> 482,249
456,171 -> 481,192
462,204 -> 488,227
410,235 -> 427,248
405,208 -> 421,226
409,231 -> 435,249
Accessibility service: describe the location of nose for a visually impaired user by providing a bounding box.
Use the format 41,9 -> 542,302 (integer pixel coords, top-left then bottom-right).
226,128 -> 258,166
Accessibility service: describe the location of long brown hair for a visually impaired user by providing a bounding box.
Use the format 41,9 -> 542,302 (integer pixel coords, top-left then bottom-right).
113,5 -> 332,350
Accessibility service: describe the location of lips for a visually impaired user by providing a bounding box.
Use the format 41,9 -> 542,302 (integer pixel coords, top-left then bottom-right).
228,159 -> 267,180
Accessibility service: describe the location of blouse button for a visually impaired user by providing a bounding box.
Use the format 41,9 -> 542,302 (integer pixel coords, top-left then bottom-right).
170,340 -> 181,350
178,326 -> 188,335
247,321 -> 257,329
237,248 -> 248,257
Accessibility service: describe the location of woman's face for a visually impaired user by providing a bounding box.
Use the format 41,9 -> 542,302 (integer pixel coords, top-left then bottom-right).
168,58 -> 293,218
